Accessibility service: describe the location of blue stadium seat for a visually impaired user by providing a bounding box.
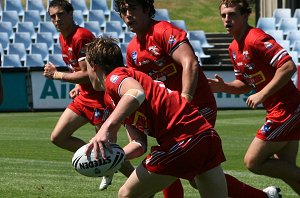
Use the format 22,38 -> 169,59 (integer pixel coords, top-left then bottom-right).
73,10 -> 84,27
0,22 -> 14,40
100,32 -> 119,40
293,9 -> 300,28
153,8 -> 170,21
278,17 -> 298,36
26,0 -> 46,20
286,30 -> 300,48
0,32 -> 10,52
48,54 -> 66,67
8,43 -> 27,62
1,11 -> 19,30
277,39 -> 291,52
53,43 -> 61,54
17,21 -> 37,40
36,32 -> 54,51
23,10 -> 41,29
266,30 -> 284,41
24,54 -> 45,67
0,44 -> 4,60
30,43 -> 49,61
90,0 -> 110,17
4,0 -> 24,18
109,10 -> 127,29
292,41 -> 300,58
256,17 -> 276,32
170,20 -> 187,31
289,51 -> 299,64
70,0 -> 89,17
2,54 -> 22,67
123,32 -> 135,43
87,10 -> 106,30
120,43 -> 128,54
14,32 -> 32,50
38,22 -> 59,42
189,40 -> 210,60
105,21 -> 124,38
84,21 -> 102,36
273,8 -> 291,28
188,30 -> 214,48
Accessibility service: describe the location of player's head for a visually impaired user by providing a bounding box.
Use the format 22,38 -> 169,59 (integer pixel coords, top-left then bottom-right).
219,0 -> 252,16
114,0 -> 155,18
48,0 -> 74,14
85,36 -> 124,75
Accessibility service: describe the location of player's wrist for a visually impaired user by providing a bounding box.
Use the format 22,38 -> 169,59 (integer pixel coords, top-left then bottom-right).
181,92 -> 193,101
53,71 -> 65,80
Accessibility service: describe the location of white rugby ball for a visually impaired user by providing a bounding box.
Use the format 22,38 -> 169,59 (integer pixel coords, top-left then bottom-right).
72,143 -> 125,177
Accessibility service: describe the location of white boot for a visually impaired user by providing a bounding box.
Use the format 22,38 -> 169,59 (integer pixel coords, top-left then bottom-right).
99,174 -> 113,191
263,186 -> 281,198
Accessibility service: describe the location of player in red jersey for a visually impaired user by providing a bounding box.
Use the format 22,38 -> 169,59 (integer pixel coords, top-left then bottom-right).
84,36 -> 228,198
43,0 -> 134,190
208,0 -> 300,196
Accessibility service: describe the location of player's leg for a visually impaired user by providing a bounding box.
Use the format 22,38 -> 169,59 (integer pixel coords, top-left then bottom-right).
194,165 -> 228,198
163,179 -> 184,198
244,138 -> 300,195
50,107 -> 88,152
118,163 -> 177,198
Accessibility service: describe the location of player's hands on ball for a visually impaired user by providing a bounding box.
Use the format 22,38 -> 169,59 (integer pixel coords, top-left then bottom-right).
43,62 -> 57,79
86,131 -> 112,160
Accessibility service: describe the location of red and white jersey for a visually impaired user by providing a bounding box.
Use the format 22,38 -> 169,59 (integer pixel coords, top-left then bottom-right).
229,27 -> 300,111
59,26 -> 103,108
126,20 -> 216,111
104,67 -> 212,147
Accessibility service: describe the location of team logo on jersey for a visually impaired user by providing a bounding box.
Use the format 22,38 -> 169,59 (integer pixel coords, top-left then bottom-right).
242,50 -> 251,60
68,47 -> 73,56
102,108 -> 111,121
94,108 -> 102,120
264,42 -> 273,49
110,75 -> 119,84
131,51 -> 137,64
260,120 -> 273,133
232,52 -> 236,62
168,35 -> 176,44
245,63 -> 255,70
148,46 -> 160,56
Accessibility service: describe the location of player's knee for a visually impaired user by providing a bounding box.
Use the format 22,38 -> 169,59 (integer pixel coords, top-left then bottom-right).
118,186 -> 131,198
243,155 -> 260,173
50,132 -> 64,146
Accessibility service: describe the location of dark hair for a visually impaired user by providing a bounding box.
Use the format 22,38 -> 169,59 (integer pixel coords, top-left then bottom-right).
219,0 -> 252,15
114,0 -> 156,18
85,37 -> 124,75
48,0 -> 74,13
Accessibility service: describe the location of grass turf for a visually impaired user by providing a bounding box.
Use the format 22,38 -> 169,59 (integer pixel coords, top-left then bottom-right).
0,110 -> 299,197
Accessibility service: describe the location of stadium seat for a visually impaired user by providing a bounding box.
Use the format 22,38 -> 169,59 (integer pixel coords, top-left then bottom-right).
0,32 -> 10,52
273,8 -> 291,28
293,8 -> 300,28
188,30 -> 214,48
109,10 -> 127,29
84,21 -> 102,36
1,11 -> 19,30
73,10 -> 84,27
23,10 -> 41,30
70,0 -> 89,17
14,32 -> 32,50
123,32 -> 135,43
278,17 -> 298,36
292,41 -> 300,58
153,8 -> 170,21
38,22 -> 59,42
189,40 -> 210,60
53,43 -> 62,54
120,43 -> 128,54
16,21 -> 37,40
90,0 -> 110,17
2,54 -> 22,67
277,39 -> 291,52
26,0 -> 46,20
8,43 -> 27,62
48,54 -> 66,67
256,17 -> 276,32
30,43 -> 49,61
170,20 -> 187,31
24,54 -> 45,67
0,44 -> 4,60
100,32 -> 119,40
36,32 -> 54,52
286,30 -> 300,48
4,0 -> 24,18
87,10 -> 106,30
0,22 -> 14,40
289,51 -> 299,64
105,21 -> 124,39
266,30 -> 284,41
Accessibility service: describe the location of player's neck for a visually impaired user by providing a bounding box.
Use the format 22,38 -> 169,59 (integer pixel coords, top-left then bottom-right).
234,24 -> 250,43
61,23 -> 77,39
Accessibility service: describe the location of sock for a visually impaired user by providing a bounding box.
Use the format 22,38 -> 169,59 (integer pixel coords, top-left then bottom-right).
163,179 -> 184,198
226,174 -> 268,198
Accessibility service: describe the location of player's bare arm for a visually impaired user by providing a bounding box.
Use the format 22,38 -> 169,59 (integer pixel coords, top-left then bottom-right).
171,42 -> 199,102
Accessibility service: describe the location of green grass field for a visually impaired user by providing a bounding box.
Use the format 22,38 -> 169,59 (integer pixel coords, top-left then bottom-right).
0,110 -> 299,197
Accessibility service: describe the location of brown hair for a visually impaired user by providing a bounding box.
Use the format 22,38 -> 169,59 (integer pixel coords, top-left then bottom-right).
219,0 -> 252,15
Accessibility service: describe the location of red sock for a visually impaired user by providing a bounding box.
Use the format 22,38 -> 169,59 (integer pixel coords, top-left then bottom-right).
163,179 -> 184,198
225,174 -> 268,198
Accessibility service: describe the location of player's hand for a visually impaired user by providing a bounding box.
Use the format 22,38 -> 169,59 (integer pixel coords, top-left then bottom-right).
246,92 -> 265,109
207,74 -> 225,93
85,132 -> 112,160
43,62 -> 57,79
69,84 -> 80,99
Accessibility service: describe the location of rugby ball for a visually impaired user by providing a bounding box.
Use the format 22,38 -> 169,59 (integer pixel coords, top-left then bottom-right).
72,143 -> 125,177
